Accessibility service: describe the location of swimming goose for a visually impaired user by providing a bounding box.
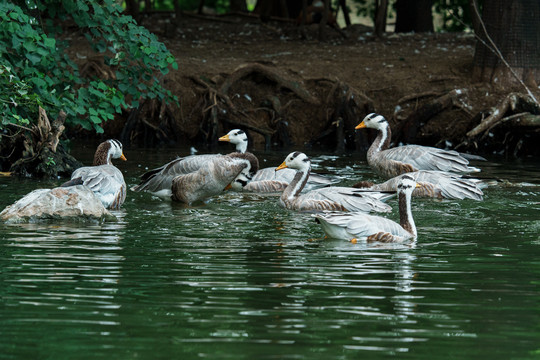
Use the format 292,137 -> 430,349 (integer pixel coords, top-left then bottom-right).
356,113 -> 482,178
132,129 -> 253,196
276,151 -> 393,213
219,129 -> 339,193
314,175 -> 420,243
171,152 -> 259,204
354,170 -> 484,201
61,139 -> 127,209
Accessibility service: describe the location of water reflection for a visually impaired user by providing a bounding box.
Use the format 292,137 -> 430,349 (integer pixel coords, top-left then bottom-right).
2,216 -> 127,336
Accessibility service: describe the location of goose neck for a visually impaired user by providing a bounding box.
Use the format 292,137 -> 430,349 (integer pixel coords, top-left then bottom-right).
93,146 -> 111,166
282,166 -> 310,201
368,125 -> 392,159
398,191 -> 416,237
236,142 -> 248,154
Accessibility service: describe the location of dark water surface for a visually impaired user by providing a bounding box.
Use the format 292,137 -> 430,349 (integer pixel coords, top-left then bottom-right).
1,144 -> 539,359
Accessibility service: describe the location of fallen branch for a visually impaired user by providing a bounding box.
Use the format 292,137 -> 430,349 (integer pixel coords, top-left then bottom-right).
467,92 -> 540,138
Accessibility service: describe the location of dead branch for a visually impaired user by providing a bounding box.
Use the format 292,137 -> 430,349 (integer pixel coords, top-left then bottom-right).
467,92 -> 540,138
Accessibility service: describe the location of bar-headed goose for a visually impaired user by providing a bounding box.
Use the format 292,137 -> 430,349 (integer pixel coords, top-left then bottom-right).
275,152 -> 393,213
354,170 -> 484,201
61,139 -> 127,209
171,152 -> 259,204
219,130 -> 339,193
356,113 -> 483,179
132,129 -> 251,196
314,175 -> 420,243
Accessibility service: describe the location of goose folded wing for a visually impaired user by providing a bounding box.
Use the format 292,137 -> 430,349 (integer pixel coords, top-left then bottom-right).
242,180 -> 289,193
303,187 -> 392,213
133,154 -> 224,192
382,145 -> 474,173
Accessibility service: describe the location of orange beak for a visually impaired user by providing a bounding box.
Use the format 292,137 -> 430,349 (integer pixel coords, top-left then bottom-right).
224,183 -> 232,190
120,153 -> 127,161
276,162 -> 288,171
355,121 -> 367,130
219,134 -> 230,142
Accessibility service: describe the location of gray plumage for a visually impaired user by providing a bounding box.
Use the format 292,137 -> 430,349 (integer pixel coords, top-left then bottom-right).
356,113 -> 483,179
276,152 -> 393,213
314,175 -> 419,243
355,170 -> 484,201
249,167 -> 339,193
219,129 -> 340,193
132,129 -> 256,196
171,153 -> 258,204
62,139 -> 127,209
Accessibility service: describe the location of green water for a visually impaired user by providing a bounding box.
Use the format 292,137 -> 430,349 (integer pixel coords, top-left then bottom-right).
1,145 -> 540,359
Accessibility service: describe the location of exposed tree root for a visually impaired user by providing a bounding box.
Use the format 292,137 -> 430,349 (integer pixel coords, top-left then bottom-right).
119,99 -> 179,146
395,89 -> 470,144
1,107 -> 81,178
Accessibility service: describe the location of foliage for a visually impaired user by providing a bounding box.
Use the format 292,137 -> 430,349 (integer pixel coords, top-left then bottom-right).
433,0 -> 478,32
0,65 -> 41,129
0,0 -> 178,134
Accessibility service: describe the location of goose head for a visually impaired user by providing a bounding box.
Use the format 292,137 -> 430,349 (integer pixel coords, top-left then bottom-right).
219,129 -> 248,153
355,113 -> 388,131
276,151 -> 311,172
93,139 -> 127,166
397,174 -> 420,196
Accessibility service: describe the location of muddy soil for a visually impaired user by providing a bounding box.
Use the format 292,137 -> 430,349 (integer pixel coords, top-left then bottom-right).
72,13 -> 540,157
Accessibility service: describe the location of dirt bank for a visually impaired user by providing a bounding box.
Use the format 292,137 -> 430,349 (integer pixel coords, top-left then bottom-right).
73,13 -> 540,157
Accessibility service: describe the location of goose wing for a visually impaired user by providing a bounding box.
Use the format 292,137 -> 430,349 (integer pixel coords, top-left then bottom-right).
171,156 -> 248,204
132,154 -> 222,193
374,171 -> 483,200
380,145 -> 479,174
314,212 -> 411,242
412,171 -> 483,200
296,187 -> 392,213
70,165 -> 126,209
253,167 -> 339,192
242,180 -> 289,193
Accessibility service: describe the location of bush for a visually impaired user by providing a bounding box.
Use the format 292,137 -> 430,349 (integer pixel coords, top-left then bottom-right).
0,0 -> 178,134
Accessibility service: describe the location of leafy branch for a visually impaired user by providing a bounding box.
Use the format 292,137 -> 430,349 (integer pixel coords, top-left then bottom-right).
0,0 -> 179,133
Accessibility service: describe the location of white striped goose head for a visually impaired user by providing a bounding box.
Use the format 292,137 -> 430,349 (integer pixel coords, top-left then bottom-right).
93,139 -> 127,166
355,113 -> 388,131
219,129 -> 248,153
397,174 -> 420,195
276,151 -> 311,172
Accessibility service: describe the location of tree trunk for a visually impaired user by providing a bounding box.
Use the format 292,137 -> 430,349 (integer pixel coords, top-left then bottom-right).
339,0 -> 351,27
472,0 -> 540,88
230,0 -> 247,12
318,0 -> 329,41
395,0 -> 434,33
374,0 -> 388,37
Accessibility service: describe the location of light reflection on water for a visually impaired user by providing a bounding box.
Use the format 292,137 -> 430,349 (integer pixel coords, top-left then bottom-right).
1,149 -> 540,359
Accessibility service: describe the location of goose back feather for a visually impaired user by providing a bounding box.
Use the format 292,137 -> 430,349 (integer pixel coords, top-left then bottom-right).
277,152 -> 392,213
314,175 -> 419,243
171,153 -> 258,204
356,170 -> 484,200
356,113 -> 483,178
61,139 -> 127,209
